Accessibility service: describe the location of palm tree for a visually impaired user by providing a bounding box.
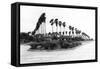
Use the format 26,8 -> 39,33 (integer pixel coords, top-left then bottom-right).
78,30 -> 81,37
82,32 -> 90,39
59,21 -> 62,35
75,28 -> 78,36
71,27 -> 74,37
75,28 -> 77,31
71,27 -> 74,31
54,19 -> 58,33
69,31 -> 71,36
62,22 -> 66,35
69,25 -> 73,36
66,31 -> 67,35
75,30 -> 78,37
79,30 -> 81,35
75,28 -> 81,37
69,25 -> 72,30
72,31 -> 74,36
44,20 -> 46,35
50,19 -> 54,33
63,32 -> 64,35
32,13 -> 46,35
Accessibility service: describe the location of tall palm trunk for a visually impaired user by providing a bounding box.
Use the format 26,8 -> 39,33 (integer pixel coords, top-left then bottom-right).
41,24 -> 42,34
42,23 -> 44,35
51,23 -> 54,34
62,22 -> 66,36
72,31 -> 74,37
52,26 -> 53,33
39,25 -> 41,34
59,21 -> 62,35
56,26 -> 58,33
44,23 -> 46,35
60,27 -> 61,35
50,19 -> 54,34
64,27 -> 65,35
55,19 -> 58,35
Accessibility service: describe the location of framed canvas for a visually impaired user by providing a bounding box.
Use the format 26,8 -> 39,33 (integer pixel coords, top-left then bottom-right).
11,2 -> 98,67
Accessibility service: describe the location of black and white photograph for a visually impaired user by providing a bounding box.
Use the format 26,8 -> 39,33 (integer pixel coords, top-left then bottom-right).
20,4 -> 96,64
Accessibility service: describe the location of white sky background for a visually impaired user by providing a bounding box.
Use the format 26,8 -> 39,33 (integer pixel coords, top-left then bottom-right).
20,5 -> 95,39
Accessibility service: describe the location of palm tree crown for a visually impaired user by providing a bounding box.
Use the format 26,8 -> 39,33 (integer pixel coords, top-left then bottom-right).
54,19 -> 58,26
50,19 -> 54,25
69,25 -> 72,30
50,19 -> 54,33
62,22 -> 66,28
71,27 -> 74,31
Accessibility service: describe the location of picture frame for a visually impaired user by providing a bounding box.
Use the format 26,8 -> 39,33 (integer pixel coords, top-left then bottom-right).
11,2 -> 98,67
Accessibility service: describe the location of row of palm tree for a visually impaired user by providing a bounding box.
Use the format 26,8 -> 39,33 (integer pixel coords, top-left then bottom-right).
49,18 -> 66,34
49,19 -> 89,38
33,13 -> 90,39
68,25 -> 91,39
33,16 -> 90,39
69,26 -> 81,36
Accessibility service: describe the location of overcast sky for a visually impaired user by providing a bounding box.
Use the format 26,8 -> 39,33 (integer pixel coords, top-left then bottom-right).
20,5 -> 95,39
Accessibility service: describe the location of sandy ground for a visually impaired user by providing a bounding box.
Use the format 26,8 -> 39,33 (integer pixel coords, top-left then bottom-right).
20,41 -> 95,64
